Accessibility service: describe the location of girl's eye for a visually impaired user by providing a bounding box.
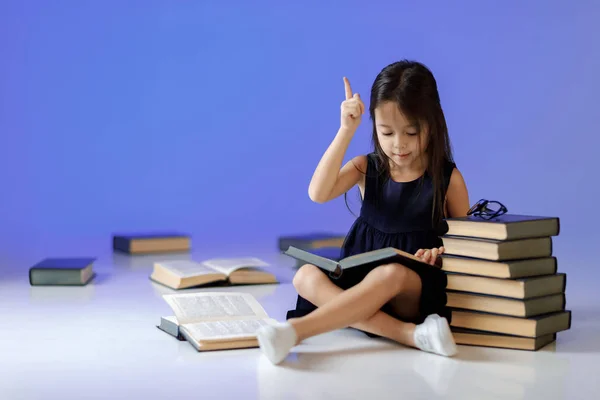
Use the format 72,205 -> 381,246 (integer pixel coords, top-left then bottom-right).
381,132 -> 393,136
406,131 -> 418,136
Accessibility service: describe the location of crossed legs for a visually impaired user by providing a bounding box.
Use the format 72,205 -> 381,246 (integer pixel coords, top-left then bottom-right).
256,263 -> 457,364
290,263 -> 421,345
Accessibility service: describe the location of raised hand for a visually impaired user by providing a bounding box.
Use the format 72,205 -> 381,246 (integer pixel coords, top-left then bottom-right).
340,77 -> 365,131
415,246 -> 445,266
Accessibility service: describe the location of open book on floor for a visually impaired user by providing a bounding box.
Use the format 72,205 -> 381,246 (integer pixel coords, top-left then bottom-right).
150,257 -> 278,290
160,292 -> 277,351
283,245 -> 435,278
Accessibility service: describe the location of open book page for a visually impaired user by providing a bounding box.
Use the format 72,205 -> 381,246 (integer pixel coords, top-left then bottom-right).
201,257 -> 269,275
158,260 -> 222,278
163,292 -> 269,325
182,318 -> 276,342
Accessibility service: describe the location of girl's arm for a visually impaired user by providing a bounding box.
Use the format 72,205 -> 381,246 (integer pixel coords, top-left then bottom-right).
445,168 -> 470,218
418,168 -> 470,265
308,140 -> 366,203
308,77 -> 366,203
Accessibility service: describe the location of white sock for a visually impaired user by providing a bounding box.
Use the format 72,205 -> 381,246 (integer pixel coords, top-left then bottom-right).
256,322 -> 298,365
413,314 -> 458,357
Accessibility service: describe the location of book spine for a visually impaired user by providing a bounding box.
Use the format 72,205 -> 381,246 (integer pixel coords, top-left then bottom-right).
328,265 -> 343,280
112,236 -> 131,253
179,327 -> 200,351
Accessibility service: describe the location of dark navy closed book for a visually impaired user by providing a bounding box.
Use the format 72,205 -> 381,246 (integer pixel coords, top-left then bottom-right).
277,232 -> 346,251
112,232 -> 191,254
29,257 -> 96,286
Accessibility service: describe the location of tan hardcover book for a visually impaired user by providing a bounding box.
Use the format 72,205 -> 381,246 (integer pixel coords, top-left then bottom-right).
441,235 -> 553,261
446,291 -> 565,317
446,273 -> 566,299
162,292 -> 277,351
440,255 -> 557,279
452,328 -> 556,351
445,214 -> 559,241
150,257 -> 277,290
450,309 -> 571,337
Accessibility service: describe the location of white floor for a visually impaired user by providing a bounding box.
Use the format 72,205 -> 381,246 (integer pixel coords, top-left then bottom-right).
0,239 -> 598,399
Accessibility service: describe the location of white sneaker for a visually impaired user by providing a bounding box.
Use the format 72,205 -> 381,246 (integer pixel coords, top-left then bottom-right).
413,314 -> 457,357
256,322 -> 298,365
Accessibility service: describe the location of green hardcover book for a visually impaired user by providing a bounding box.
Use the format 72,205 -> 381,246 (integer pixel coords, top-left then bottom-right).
29,258 -> 96,286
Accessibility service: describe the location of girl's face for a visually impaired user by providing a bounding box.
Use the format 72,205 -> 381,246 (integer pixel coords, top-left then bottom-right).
374,101 -> 429,170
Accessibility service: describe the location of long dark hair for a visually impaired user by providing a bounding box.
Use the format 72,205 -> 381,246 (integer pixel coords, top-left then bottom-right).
345,60 -> 454,226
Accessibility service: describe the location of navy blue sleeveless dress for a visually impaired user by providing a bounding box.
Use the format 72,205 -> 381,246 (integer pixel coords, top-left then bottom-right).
287,153 -> 454,331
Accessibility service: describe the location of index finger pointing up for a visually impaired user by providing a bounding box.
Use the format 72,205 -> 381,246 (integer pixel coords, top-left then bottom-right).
343,77 -> 353,100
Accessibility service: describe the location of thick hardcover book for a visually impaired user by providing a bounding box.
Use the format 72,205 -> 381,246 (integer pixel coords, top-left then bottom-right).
445,272 -> 566,299
112,232 -> 191,254
277,232 -> 346,251
441,235 -> 553,261
446,291 -> 565,318
283,245 -> 436,279
440,255 -> 557,279
451,328 -> 556,351
445,214 -> 560,241
29,257 -> 96,286
161,292 -> 276,351
449,309 -> 571,337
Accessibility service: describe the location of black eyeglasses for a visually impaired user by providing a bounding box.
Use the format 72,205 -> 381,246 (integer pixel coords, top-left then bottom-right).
467,199 -> 507,220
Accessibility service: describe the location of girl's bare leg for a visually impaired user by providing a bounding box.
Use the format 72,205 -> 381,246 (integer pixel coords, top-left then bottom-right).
256,264 -> 457,364
290,264 -> 421,345
290,264 -> 420,346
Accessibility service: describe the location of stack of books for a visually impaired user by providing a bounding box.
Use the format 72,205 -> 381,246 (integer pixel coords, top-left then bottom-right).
439,214 -> 571,351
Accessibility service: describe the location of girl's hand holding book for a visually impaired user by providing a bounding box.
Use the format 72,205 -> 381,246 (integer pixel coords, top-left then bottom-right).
415,247 -> 445,266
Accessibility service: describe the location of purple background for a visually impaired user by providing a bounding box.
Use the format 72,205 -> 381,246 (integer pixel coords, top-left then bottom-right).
1,1 -> 597,267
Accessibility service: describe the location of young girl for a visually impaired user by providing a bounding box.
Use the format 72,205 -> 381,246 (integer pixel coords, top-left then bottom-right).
257,60 -> 470,364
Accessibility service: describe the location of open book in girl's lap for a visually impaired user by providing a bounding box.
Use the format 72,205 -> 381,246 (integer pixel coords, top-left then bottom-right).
283,245 -> 437,278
